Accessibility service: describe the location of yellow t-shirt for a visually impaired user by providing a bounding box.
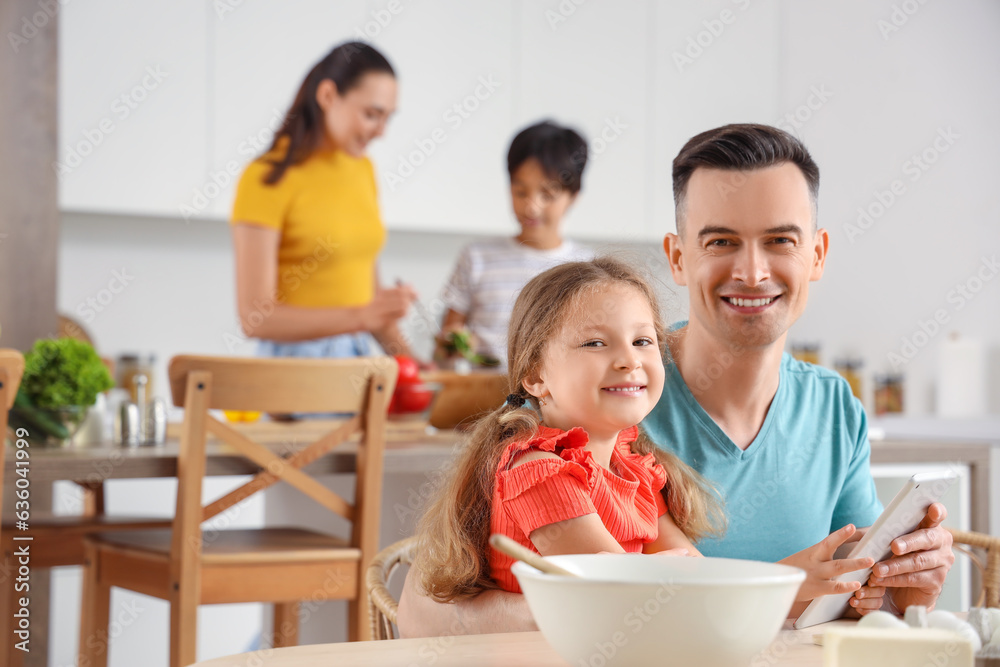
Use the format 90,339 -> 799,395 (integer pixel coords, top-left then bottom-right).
231,146 -> 386,308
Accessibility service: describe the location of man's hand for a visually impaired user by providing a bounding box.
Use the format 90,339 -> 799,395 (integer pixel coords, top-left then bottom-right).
779,524 -> 875,603
867,502 -> 954,613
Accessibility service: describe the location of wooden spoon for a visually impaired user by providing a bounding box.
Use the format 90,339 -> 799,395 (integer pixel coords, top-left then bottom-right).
489,534 -> 578,578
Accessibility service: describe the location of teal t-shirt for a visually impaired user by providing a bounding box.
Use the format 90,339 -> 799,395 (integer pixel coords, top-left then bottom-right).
642,350 -> 883,562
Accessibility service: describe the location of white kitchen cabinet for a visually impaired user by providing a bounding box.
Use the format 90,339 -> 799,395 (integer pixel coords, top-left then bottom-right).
207,0 -> 368,220
651,0 -> 781,237
514,0 -> 651,242
59,0 -> 210,218
364,0 -> 514,234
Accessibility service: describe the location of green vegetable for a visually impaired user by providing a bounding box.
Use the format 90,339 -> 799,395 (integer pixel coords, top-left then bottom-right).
445,331 -> 501,368
20,337 -> 114,409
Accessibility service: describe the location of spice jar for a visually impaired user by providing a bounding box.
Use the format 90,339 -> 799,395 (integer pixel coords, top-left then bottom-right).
874,374 -> 904,415
117,354 -> 155,404
834,357 -> 863,401
791,343 -> 820,365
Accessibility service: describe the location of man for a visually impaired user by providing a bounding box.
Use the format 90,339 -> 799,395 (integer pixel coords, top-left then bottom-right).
398,124 -> 953,635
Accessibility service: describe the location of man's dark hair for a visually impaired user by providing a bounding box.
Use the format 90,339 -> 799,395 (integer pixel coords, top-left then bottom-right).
507,120 -> 588,194
672,123 -> 820,232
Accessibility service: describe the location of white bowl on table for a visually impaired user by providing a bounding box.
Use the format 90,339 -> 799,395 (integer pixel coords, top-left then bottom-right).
512,554 -> 805,667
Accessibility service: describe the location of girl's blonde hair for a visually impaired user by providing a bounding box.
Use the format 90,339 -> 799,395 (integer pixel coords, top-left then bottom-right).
415,256 -> 725,602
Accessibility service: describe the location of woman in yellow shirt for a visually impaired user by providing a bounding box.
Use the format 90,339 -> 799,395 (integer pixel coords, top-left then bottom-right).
231,41 -> 420,361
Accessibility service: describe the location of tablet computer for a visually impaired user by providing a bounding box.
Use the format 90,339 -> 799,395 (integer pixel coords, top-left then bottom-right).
792,470 -> 957,629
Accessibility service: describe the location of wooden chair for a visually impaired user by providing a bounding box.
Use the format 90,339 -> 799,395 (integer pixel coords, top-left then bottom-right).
949,527 -> 1000,608
0,350 -> 25,539
366,536 -> 417,640
79,355 -> 397,667
0,349 -> 170,667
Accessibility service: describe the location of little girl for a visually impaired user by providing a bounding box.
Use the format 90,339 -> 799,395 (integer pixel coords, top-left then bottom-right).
416,257 -> 724,599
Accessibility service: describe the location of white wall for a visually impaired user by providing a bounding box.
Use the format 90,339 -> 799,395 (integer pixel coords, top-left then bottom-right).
56,0 -> 1000,417
47,1 -> 1000,663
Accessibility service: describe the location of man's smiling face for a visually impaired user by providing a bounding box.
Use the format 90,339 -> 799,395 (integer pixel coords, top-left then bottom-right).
664,162 -> 829,349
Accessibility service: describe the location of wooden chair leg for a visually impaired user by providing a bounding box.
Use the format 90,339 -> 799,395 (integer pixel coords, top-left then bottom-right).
348,598 -> 371,642
169,584 -> 199,667
80,542 -> 111,667
272,602 -> 299,648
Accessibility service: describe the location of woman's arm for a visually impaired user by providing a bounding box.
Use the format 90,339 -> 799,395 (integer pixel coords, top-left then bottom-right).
232,224 -> 413,341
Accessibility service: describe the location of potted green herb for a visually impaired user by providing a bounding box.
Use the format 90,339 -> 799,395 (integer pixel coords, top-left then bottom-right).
9,337 -> 114,445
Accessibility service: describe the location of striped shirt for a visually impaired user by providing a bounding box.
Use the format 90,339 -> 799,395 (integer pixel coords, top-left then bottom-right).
441,238 -> 594,365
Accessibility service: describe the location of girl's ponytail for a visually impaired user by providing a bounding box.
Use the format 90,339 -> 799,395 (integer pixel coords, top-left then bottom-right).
414,395 -> 538,602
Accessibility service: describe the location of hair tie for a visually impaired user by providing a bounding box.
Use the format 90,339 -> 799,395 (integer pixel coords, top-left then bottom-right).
505,393 -> 526,409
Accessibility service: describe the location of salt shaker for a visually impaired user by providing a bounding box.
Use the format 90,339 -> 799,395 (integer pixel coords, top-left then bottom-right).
144,397 -> 167,444
116,402 -> 141,446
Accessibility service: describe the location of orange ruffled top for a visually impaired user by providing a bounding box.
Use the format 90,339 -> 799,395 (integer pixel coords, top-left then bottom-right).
489,425 -> 668,593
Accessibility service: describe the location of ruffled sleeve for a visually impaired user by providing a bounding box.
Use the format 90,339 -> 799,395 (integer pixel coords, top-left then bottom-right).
496,427 -> 597,537
615,426 -> 669,518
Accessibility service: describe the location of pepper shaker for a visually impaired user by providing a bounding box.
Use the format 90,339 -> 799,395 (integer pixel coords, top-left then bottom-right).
145,397 -> 167,444
135,374 -> 148,441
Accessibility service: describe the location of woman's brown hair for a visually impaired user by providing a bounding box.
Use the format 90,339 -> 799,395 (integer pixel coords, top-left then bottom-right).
415,256 -> 725,602
262,41 -> 394,184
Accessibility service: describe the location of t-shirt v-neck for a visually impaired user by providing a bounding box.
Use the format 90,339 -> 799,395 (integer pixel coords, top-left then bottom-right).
662,351 -> 785,462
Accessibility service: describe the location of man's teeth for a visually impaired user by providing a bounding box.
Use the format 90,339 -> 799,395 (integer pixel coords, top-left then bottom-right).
727,297 -> 775,308
606,386 -> 642,392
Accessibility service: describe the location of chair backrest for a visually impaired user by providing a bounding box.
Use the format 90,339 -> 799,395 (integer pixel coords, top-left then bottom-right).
166,355 -> 397,577
366,536 -> 417,640
949,527 -> 1000,608
0,350 -> 26,532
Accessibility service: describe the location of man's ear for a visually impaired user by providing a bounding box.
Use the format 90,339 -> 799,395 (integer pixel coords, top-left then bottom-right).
810,228 -> 830,281
663,233 -> 687,286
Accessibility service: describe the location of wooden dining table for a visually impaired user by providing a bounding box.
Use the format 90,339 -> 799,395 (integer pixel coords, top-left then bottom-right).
189,620 -> 851,666
6,418 -> 463,485
1,419 -> 466,667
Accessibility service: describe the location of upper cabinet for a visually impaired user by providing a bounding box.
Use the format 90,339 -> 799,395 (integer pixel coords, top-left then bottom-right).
366,0 -> 514,234
515,0 -> 651,242
207,1 -> 368,220
59,0 -> 209,218
58,1 -> 781,239
651,1 -> 781,237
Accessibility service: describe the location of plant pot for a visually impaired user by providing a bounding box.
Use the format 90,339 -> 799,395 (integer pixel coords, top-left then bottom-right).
9,404 -> 89,447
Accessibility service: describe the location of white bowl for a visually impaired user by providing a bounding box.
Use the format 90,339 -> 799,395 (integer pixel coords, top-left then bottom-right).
512,554 -> 805,667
